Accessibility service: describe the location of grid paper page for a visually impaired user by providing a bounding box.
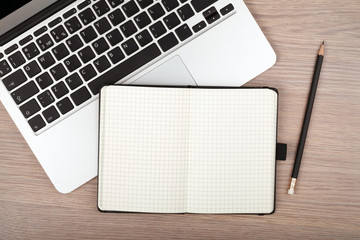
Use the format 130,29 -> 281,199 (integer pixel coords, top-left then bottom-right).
98,86 -> 189,213
187,89 -> 277,214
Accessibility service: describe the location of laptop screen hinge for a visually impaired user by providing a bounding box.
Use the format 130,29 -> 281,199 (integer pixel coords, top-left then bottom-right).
0,0 -> 77,46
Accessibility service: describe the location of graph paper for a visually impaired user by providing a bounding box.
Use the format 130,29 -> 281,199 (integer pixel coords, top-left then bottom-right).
98,86 -> 277,214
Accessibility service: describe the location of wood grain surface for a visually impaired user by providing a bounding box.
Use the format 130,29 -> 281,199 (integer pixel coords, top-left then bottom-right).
1,0 -> 359,239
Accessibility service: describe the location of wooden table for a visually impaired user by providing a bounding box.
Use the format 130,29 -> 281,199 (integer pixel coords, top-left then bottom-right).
1,1 -> 359,239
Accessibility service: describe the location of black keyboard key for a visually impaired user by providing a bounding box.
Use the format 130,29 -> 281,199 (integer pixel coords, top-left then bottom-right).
8,51 -> 25,68
43,106 -> 60,123
78,46 -> 96,63
37,90 -> 55,107
220,3 -> 234,16
65,16 -> 82,34
135,29 -> 153,47
163,12 -> 181,30
138,0 -> 153,8
65,73 -> 83,90
24,61 -> 41,78
19,35 -> 33,46
52,81 -> 69,99
94,56 -> 111,73
79,8 -> 96,25
203,6 -> 220,24
36,72 -> 53,89
134,12 -> 151,29
70,86 -> 92,106
88,43 -> 161,95
0,60 -> 12,77
137,0 -> 153,8
20,99 -> 41,119
12,81 -> 39,105
79,64 -> 97,81
203,6 -> 216,18
22,42 -> 40,60
34,26 -> 47,37
28,115 -> 46,132
148,3 -> 165,20
108,9 -> 126,26
94,17 -> 112,35
177,4 -> 195,21
120,20 -> 138,38
122,38 -> 139,55
108,47 -> 125,64
38,52 -> 56,69
66,35 -> 84,52
192,20 -> 206,32
63,8 -> 77,19
50,25 -> 68,43
64,55 -> 82,72
93,0 -> 110,16
162,0 -> 179,12
2,69 -> 26,91
50,63 -> 67,81
92,37 -> 110,55
149,21 -> 167,38
191,0 -> 217,12
52,43 -> 70,61
24,64 -> 46,82
4,44 -> 18,55
158,32 -> 179,52
106,29 -> 123,46
122,0 -> 140,17
107,0 -> 124,8
56,97 -> 74,115
175,23 -> 193,41
48,17 -> 62,28
80,26 -> 98,43
36,34 -> 54,51
78,0 -> 91,10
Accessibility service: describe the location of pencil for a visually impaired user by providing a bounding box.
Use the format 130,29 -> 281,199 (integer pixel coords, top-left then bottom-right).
288,41 -> 325,195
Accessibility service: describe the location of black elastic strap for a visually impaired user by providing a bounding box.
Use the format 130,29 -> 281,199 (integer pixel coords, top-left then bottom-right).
276,143 -> 287,161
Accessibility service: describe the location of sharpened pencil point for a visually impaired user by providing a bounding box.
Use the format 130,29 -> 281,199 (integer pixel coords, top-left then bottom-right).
318,42 -> 325,56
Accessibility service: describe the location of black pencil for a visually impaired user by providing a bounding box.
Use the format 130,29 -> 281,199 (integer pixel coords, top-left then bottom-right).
288,41 -> 325,194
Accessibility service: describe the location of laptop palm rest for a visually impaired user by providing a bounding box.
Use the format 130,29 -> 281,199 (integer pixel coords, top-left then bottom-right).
131,56 -> 197,86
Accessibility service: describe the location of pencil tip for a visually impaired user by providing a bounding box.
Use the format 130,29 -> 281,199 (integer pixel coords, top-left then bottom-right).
318,41 -> 325,56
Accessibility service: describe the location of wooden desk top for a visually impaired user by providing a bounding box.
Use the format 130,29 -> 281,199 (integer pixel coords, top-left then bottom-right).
1,1 -> 359,239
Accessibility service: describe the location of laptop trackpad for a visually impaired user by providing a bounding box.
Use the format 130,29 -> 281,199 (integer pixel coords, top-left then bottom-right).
131,55 -> 197,86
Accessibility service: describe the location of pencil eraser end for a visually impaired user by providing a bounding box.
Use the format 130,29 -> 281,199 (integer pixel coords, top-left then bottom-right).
288,178 -> 296,195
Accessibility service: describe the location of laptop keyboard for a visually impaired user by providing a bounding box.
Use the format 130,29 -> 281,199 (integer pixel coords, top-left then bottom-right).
0,0 -> 235,134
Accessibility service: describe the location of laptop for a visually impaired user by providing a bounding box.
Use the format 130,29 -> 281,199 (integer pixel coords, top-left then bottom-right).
0,0 -> 276,193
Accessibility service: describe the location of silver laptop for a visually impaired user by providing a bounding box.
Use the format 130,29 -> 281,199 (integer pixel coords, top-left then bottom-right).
0,0 -> 276,193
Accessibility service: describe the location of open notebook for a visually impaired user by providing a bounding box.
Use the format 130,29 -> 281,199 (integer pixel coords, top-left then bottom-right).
97,86 -> 278,214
